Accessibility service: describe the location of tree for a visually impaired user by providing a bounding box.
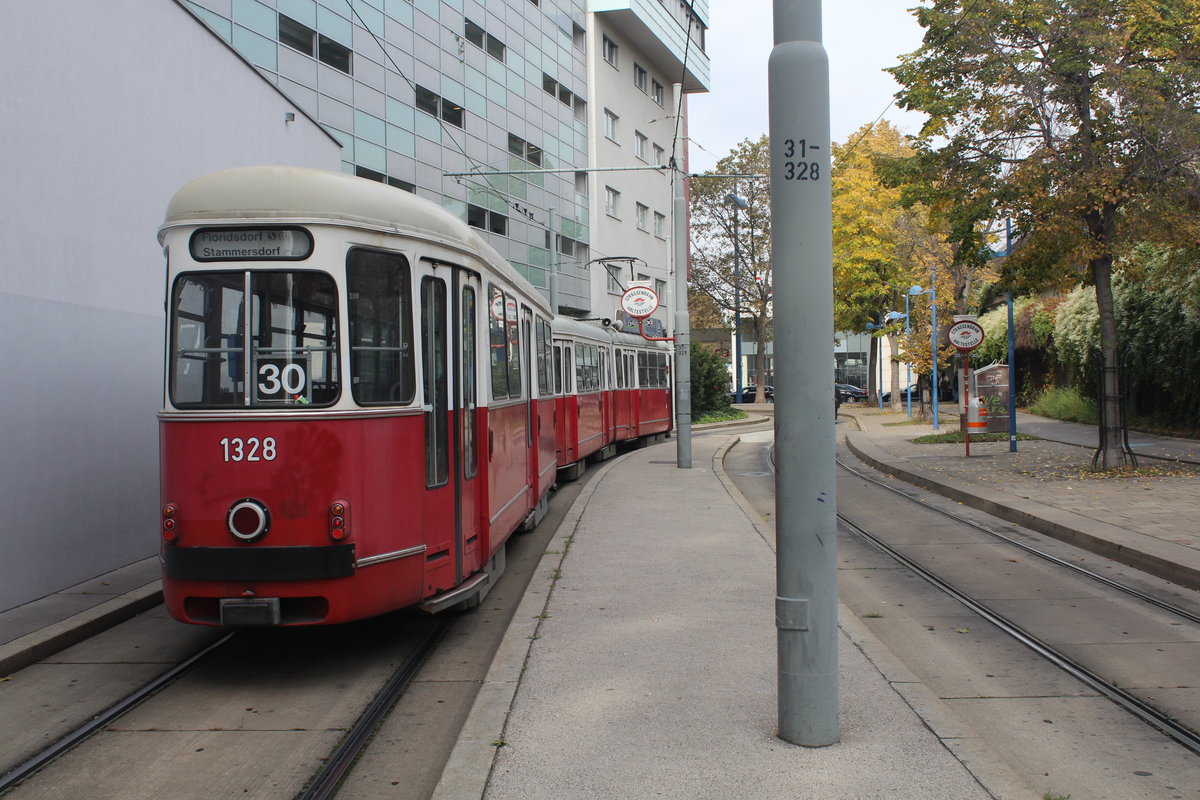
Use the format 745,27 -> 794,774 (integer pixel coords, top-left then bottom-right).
689,137 -> 773,402
891,0 -> 1200,467
832,122 -> 918,407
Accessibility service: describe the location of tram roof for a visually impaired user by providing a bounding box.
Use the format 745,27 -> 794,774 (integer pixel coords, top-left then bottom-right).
161,165 -> 550,314
553,316 -> 670,350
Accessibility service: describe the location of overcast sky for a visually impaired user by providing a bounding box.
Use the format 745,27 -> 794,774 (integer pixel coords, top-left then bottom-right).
687,0 -> 929,173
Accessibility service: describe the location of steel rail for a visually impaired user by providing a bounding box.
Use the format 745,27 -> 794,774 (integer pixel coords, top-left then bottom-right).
834,455 -> 1200,627
836,511 -> 1200,755
297,618 -> 451,800
0,631 -> 238,793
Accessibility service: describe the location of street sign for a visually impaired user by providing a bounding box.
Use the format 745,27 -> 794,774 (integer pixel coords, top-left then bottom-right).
947,319 -> 985,351
620,286 -> 659,319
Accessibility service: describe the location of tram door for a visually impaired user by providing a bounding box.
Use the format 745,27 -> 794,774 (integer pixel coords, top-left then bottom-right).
420,264 -> 483,592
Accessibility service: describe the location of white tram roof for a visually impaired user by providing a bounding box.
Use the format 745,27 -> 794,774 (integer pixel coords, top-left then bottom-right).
553,316 -> 670,351
161,165 -> 550,315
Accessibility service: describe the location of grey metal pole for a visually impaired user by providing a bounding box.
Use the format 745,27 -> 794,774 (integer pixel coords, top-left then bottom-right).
769,0 -> 838,747
672,83 -> 692,469
931,268 -> 940,430
733,203 -> 743,404
1007,290 -> 1017,452
905,295 -> 912,417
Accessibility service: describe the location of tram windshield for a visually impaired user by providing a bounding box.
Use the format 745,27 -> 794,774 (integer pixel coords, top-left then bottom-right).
170,271 -> 340,407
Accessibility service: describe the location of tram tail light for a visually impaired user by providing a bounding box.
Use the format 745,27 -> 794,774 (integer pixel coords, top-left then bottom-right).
329,501 -> 350,541
162,504 -> 179,543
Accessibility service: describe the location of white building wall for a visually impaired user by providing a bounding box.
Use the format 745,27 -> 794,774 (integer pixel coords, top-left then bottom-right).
0,0 -> 342,611
586,16 -> 679,333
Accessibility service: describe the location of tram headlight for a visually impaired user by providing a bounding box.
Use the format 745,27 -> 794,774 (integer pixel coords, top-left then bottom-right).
227,499 -> 271,543
329,501 -> 350,541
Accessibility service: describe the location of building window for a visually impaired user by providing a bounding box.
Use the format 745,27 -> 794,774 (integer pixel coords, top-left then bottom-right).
655,278 -> 667,300
279,15 -> 315,56
468,204 -> 508,236
635,131 -> 647,161
572,23 -> 586,51
415,86 -> 464,128
634,64 -> 648,93
318,35 -> 352,74
575,171 -> 588,196
652,79 -> 665,106
508,133 -> 542,166
653,143 -> 665,166
465,19 -> 505,61
388,177 -> 416,193
605,186 -> 620,218
654,211 -> 666,238
603,35 -> 618,67
606,264 -> 623,294
604,109 -> 618,142
636,203 -> 649,231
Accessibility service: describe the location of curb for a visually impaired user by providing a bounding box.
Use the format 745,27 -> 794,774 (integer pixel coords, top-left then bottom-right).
429,452 -> 631,800
843,430 -> 1200,592
0,583 -> 163,677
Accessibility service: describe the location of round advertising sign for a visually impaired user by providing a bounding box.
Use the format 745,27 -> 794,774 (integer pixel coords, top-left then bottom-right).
947,320 -> 985,351
620,286 -> 659,319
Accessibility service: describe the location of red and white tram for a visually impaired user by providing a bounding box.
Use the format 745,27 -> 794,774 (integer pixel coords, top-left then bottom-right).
158,165 -> 669,627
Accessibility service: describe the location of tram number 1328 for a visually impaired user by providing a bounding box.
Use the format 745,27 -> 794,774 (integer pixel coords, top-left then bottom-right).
219,437 -> 278,463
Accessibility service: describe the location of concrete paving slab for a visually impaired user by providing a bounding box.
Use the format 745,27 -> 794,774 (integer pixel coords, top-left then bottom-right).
945,695 -> 1200,800
7,729 -> 340,800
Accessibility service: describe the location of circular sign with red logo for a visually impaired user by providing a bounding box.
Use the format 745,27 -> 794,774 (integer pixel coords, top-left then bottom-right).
620,286 -> 659,319
947,320 -> 985,351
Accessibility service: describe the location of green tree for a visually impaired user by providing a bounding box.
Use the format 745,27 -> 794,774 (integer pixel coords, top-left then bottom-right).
690,342 -> 734,417
891,0 -> 1200,467
689,137 -> 772,402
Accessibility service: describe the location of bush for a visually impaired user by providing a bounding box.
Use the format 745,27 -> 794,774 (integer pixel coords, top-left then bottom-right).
691,343 -> 734,418
1029,386 -> 1097,424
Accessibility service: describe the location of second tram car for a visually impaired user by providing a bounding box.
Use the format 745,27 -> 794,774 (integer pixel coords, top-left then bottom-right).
158,165 -> 670,626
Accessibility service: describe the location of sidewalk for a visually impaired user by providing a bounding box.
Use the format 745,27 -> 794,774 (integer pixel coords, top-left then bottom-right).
841,405 -> 1200,591
434,432 -> 1029,800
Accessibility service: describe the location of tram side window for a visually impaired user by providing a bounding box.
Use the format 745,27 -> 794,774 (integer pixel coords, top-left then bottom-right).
490,286 -> 509,399
638,351 -> 649,388
536,319 -> 553,396
170,271 -> 339,408
348,249 -> 414,405
506,293 -> 522,398
553,343 -> 563,395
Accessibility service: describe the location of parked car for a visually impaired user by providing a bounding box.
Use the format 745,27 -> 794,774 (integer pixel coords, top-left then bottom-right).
882,384 -> 920,403
730,385 -> 774,402
835,383 -> 867,402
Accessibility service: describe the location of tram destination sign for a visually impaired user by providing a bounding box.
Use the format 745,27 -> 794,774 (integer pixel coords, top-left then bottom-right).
947,319 -> 985,351
191,227 -> 313,261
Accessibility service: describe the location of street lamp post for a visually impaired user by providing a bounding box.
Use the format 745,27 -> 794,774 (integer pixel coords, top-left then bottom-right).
726,192 -> 748,403
908,281 -> 939,430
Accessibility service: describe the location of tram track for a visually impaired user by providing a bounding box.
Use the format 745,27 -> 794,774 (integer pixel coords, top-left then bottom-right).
835,455 -> 1200,628
747,436 -> 1200,761
829,454 -> 1200,753
296,620 -> 449,800
0,630 -> 238,794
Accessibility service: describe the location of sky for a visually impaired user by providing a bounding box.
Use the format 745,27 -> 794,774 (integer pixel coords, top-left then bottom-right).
687,0 -> 929,173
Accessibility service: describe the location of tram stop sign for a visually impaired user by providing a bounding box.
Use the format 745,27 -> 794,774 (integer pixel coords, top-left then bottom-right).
620,286 -> 659,320
947,319 -> 985,352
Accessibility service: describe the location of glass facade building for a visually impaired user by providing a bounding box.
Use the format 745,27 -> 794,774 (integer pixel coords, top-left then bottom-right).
182,0 -> 709,317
